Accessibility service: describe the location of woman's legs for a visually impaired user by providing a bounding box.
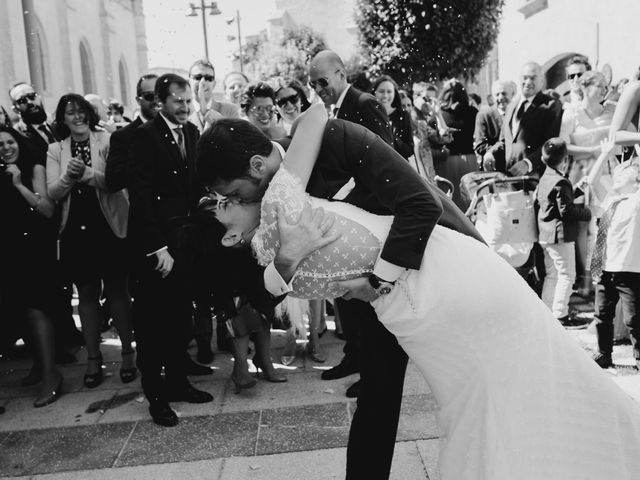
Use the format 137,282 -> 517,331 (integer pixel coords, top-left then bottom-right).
76,280 -> 104,375
25,307 -> 62,399
253,327 -> 285,381
103,275 -> 135,369
307,299 -> 326,362
231,334 -> 253,384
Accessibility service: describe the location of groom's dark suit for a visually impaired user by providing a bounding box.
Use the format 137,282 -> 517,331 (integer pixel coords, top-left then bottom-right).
308,119 -> 481,479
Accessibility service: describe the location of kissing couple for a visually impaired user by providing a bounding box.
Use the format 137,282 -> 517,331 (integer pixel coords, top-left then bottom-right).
196,104 -> 640,480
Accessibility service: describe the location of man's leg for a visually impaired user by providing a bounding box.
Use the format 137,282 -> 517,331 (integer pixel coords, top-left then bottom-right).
615,272 -> 640,363
345,300 -> 408,480
321,298 -> 359,380
594,273 -> 619,363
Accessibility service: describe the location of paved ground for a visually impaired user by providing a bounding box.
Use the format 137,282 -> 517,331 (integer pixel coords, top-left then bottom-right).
1,295 -> 639,480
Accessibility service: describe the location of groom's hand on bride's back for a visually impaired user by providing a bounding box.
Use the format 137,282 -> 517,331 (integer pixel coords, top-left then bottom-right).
274,203 -> 341,283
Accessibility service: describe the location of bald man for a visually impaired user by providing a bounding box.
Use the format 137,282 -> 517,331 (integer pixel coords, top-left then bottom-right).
484,62 -> 563,176
474,79 -> 517,161
309,50 -> 393,145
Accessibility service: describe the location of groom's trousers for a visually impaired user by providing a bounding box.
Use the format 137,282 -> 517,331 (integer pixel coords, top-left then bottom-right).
342,298 -> 408,480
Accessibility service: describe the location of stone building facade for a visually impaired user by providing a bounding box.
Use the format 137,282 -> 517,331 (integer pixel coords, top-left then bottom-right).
0,0 -> 148,114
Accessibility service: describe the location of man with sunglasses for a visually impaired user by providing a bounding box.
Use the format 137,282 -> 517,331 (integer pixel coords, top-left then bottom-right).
105,73 -> 158,192
9,82 -> 58,153
565,55 -> 592,108
188,59 -> 239,133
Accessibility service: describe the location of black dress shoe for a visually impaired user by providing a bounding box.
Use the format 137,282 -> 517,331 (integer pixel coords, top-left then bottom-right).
149,400 -> 179,427
186,359 -> 214,376
345,379 -> 361,398
593,352 -> 613,369
196,345 -> 214,365
167,384 -> 214,403
321,359 -> 358,380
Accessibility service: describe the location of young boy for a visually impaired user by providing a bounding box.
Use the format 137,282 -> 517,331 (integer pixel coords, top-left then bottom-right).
536,138 -> 592,326
591,158 -> 640,369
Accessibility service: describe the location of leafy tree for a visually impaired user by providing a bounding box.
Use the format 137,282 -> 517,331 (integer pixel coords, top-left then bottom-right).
356,0 -> 504,84
241,25 -> 327,84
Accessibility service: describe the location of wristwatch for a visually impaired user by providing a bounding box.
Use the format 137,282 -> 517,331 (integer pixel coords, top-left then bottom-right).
367,274 -> 395,296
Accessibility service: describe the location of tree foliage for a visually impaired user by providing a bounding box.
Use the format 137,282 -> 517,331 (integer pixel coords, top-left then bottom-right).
241,25 -> 327,84
356,0 -> 504,84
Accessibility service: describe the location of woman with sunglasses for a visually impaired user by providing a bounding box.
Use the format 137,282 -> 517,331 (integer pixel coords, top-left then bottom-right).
241,82 -> 287,140
273,77 -> 312,135
372,75 -> 414,160
1,125 -> 64,407
47,94 -> 135,389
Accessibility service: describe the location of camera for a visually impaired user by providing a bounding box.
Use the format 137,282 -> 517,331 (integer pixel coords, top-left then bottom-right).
0,163 -> 7,174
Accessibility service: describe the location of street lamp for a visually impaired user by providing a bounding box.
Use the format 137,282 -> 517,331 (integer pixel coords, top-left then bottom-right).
185,1 -> 222,60
226,10 -> 244,73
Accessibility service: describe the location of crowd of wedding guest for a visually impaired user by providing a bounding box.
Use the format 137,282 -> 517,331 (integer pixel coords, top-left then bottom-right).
1,51 -> 639,424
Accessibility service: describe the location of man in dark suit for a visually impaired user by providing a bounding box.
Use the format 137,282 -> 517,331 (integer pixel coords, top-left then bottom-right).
105,73 -> 158,192
473,79 -> 516,163
484,62 -> 563,177
128,73 -> 213,427
198,117 -> 483,480
308,50 -> 394,396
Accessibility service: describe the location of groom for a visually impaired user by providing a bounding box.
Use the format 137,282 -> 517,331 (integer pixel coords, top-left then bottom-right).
197,116 -> 482,479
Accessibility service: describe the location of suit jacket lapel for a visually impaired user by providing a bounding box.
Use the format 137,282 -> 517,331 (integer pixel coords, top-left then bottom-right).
154,117 -> 185,170
337,87 -> 358,120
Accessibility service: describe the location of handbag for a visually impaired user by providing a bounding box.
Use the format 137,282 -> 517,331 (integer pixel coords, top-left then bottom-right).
483,190 -> 538,245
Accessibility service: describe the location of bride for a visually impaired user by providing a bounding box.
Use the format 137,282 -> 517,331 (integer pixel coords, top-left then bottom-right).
211,105 -> 640,479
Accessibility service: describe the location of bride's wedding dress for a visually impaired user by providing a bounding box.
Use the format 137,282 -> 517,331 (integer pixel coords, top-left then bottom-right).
253,166 -> 640,479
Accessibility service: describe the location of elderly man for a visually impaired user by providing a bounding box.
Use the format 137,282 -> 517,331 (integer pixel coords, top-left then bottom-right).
474,79 -> 517,163
484,62 -> 563,176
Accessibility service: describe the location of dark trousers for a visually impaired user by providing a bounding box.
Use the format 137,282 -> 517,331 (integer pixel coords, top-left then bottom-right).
132,255 -> 192,401
594,271 -> 640,359
343,299 -> 408,480
334,297 -> 360,369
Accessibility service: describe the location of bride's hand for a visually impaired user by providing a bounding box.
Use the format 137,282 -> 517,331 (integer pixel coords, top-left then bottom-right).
329,277 -> 380,302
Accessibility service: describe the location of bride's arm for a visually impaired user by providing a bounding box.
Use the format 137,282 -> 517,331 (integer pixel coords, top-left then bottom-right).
283,103 -> 328,188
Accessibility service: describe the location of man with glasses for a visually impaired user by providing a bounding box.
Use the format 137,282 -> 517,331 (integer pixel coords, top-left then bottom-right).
308,50 -> 393,146
9,82 -> 57,152
105,73 -> 158,192
565,55 -> 592,107
188,59 -> 239,133
128,73 -> 213,427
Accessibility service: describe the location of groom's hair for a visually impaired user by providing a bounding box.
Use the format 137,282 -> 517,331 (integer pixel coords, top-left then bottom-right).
197,118 -> 273,183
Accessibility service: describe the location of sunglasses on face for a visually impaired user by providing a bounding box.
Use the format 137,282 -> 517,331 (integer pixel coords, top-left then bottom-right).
567,72 -> 583,80
192,74 -> 215,82
14,92 -> 38,105
249,105 -> 275,115
276,93 -> 300,108
138,92 -> 155,102
309,77 -> 329,90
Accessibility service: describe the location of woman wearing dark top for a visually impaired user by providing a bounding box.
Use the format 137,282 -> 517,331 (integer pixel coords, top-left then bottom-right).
373,75 -> 414,159
46,94 -> 134,389
437,79 -> 479,210
0,126 -> 63,407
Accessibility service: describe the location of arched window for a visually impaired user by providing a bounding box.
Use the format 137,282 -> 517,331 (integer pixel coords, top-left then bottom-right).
31,21 -> 48,92
79,40 -> 96,94
118,59 -> 129,106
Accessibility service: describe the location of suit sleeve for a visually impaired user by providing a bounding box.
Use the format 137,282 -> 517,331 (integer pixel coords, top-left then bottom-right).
129,128 -> 166,254
358,96 -> 394,146
343,125 -> 443,271
554,180 -> 592,222
105,128 -> 130,192
473,109 -> 492,157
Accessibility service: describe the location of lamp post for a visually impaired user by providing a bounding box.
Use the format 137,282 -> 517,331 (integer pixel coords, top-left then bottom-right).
186,1 -> 222,60
226,10 -> 244,73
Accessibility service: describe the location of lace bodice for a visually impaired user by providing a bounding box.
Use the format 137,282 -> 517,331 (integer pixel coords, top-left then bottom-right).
252,167 -> 391,299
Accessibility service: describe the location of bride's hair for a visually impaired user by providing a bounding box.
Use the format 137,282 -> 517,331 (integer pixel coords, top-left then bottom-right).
196,118 -> 273,184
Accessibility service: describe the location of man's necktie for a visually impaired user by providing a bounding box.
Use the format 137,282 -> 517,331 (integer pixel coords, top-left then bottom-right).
590,198 -> 624,283
512,100 -> 527,133
332,107 -> 339,119
38,124 -> 55,144
174,126 -> 186,161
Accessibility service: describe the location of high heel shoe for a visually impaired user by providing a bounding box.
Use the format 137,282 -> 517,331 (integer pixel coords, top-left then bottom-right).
34,374 -> 63,408
252,357 -> 287,383
230,375 -> 257,394
120,350 -> 137,384
305,343 -> 326,363
84,354 -> 103,389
